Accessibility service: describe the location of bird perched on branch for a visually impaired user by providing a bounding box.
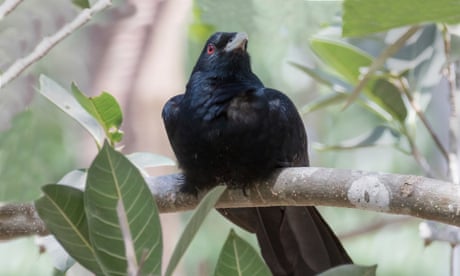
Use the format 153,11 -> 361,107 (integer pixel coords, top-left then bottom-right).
162,32 -> 352,275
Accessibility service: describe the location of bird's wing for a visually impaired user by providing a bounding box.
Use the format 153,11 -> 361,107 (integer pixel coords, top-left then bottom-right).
162,94 -> 184,150
263,88 -> 309,166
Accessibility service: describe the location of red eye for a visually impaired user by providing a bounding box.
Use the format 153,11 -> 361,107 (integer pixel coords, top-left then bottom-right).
207,44 -> 215,55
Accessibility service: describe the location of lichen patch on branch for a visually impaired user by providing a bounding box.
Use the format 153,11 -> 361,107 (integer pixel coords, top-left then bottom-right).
347,175 -> 390,212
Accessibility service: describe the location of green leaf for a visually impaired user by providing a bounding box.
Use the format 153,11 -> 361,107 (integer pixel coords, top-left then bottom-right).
369,78 -> 407,122
89,92 -> 123,139
317,264 -> 377,276
301,92 -> 349,114
343,0 -> 460,37
110,130 -> 124,144
70,83 -> 96,119
214,229 -> 271,276
126,152 -> 175,169
71,83 -> 123,144
85,142 -> 162,276
315,126 -> 397,151
72,0 -> 90,9
38,75 -> 105,147
310,38 -> 373,85
35,185 -> 103,275
165,186 -> 227,276
290,62 -> 338,87
290,62 -> 353,113
309,39 -> 408,122
53,268 -> 66,276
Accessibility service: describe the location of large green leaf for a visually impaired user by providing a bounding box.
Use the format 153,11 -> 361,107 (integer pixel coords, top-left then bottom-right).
71,83 -> 123,144
35,185 -> 103,275
310,38 -> 373,85
38,75 -> 105,147
343,0 -> 460,37
318,264 -> 377,276
369,78 -> 407,122
214,229 -> 270,276
165,186 -> 227,276
85,142 -> 162,276
309,39 -> 408,122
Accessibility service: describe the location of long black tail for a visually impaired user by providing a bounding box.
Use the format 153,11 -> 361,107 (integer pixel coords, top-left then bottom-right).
218,206 -> 352,276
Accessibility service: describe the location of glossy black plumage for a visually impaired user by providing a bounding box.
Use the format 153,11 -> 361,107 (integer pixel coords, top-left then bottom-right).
162,32 -> 352,275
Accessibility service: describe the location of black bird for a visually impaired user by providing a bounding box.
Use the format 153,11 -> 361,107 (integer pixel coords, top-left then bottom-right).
162,32 -> 352,275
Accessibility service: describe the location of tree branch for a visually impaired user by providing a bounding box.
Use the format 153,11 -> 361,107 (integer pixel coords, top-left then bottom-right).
0,203 -> 47,239
0,0 -> 23,21
0,0 -> 112,89
0,167 -> 459,240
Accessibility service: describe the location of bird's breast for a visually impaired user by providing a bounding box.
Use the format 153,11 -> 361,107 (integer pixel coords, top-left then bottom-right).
175,88 -> 279,188
226,92 -> 267,126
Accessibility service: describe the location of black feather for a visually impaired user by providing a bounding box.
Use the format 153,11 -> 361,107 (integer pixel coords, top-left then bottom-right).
162,32 -> 352,275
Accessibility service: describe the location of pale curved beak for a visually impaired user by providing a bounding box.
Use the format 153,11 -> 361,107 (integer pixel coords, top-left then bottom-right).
225,32 -> 248,52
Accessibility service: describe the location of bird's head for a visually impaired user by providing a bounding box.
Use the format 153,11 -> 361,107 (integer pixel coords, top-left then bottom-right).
191,32 -> 252,78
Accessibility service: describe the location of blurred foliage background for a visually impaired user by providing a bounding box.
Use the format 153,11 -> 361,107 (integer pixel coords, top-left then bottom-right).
0,0 -> 459,275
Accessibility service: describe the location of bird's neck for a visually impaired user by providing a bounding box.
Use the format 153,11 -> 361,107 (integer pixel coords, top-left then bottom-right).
184,71 -> 263,120
187,70 -> 262,90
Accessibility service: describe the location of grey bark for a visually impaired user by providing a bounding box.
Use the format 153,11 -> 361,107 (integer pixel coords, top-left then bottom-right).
1,167 -> 459,240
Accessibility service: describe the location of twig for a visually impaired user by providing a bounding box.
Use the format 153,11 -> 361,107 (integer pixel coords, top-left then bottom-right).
419,221 -> 460,276
452,246 -> 457,276
419,221 -> 460,246
0,0 -> 112,89
339,216 -> 413,240
343,25 -> 421,110
403,129 -> 435,177
441,25 -> 459,186
0,0 -> 23,21
398,77 -> 450,168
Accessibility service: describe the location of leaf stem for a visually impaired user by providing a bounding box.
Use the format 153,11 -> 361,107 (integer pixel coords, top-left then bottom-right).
398,77 -> 450,165
403,127 -> 435,178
